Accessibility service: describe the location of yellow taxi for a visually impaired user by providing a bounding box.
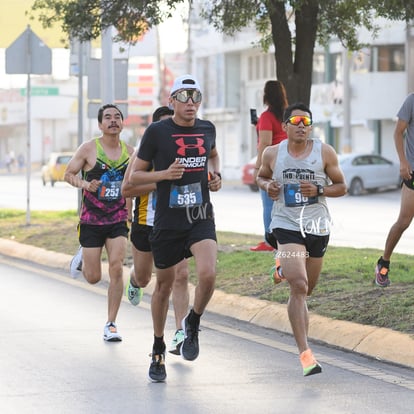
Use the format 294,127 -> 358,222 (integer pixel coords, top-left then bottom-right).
41,152 -> 73,187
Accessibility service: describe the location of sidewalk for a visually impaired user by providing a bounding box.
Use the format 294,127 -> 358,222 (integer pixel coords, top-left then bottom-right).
1,237 -> 413,369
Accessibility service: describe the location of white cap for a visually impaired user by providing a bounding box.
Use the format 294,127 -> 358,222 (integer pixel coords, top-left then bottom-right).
170,74 -> 201,95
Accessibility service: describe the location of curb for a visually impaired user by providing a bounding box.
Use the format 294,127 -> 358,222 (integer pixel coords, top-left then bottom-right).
1,237 -> 413,369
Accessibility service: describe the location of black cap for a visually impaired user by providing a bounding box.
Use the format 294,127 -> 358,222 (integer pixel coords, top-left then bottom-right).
152,106 -> 174,122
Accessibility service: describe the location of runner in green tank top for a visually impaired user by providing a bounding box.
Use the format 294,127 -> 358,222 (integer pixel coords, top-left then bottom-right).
64,104 -> 135,342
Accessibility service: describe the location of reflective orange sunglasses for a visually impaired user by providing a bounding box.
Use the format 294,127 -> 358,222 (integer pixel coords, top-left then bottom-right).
286,115 -> 312,126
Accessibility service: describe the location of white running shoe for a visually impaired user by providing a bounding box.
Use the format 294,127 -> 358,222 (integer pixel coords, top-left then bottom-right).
103,322 -> 122,342
69,246 -> 83,278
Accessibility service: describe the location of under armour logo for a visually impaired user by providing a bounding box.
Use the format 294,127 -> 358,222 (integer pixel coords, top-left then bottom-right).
175,137 -> 206,156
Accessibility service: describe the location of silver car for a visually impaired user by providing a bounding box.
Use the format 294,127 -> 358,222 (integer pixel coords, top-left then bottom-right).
339,153 -> 401,196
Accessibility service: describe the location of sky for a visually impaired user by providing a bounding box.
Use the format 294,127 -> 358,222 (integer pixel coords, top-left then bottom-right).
0,0 -> 188,52
0,0 -> 66,48
158,3 -> 189,54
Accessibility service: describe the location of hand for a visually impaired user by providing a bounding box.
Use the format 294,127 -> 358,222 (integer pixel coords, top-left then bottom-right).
266,180 -> 280,200
86,179 -> 101,192
400,160 -> 412,181
299,180 -> 318,197
166,159 -> 185,181
208,172 -> 222,192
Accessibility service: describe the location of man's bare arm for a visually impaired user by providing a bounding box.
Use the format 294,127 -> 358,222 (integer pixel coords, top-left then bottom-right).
128,157 -> 185,185
121,152 -> 156,198
64,142 -> 101,192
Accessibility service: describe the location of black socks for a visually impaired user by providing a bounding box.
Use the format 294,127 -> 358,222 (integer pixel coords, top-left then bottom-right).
153,335 -> 165,355
130,278 -> 139,288
188,309 -> 202,328
378,256 -> 390,268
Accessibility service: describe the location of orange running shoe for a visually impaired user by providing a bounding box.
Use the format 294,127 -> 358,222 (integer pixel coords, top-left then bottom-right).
300,348 -> 322,377
269,258 -> 285,284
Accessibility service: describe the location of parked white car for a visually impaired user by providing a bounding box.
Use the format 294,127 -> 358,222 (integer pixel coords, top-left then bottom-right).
338,153 -> 401,196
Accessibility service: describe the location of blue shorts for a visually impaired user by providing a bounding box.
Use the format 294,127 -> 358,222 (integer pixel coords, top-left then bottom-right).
79,222 -> 129,248
149,219 -> 216,269
273,227 -> 329,258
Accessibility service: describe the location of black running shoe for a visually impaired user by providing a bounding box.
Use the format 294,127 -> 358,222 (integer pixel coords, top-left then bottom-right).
148,352 -> 166,382
181,314 -> 199,361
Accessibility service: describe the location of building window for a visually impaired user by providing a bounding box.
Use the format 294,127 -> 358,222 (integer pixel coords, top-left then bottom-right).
248,56 -> 254,81
255,57 -> 260,80
352,49 -> 370,73
312,53 -> 326,84
370,45 -> 405,72
334,44 -> 405,76
261,54 -> 268,79
329,52 -> 343,82
247,54 -> 277,81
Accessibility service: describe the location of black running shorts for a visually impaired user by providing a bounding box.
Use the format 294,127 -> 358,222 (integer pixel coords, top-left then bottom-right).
403,172 -> 414,190
130,223 -> 152,252
79,221 -> 129,248
149,219 -> 217,269
272,227 -> 329,258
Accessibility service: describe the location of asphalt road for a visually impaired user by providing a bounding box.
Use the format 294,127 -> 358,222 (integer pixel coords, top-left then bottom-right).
1,255 -> 414,414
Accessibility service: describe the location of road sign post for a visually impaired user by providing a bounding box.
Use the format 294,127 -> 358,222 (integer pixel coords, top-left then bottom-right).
6,25 -> 52,225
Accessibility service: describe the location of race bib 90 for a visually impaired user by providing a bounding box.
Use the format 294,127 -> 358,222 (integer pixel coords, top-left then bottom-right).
284,183 -> 317,207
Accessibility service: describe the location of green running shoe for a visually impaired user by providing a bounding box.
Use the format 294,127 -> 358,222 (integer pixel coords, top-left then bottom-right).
169,329 -> 185,355
125,275 -> 143,306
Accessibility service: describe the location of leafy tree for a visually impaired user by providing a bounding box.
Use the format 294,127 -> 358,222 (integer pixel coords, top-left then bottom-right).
199,0 -> 414,104
31,0 -> 414,104
30,0 -> 185,44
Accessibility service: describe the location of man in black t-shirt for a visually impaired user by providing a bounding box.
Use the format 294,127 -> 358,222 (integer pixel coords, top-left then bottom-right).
128,74 -> 222,382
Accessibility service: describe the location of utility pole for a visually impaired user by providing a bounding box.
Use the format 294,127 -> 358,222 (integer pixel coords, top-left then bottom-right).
342,49 -> 352,153
77,40 -> 84,213
101,27 -> 114,104
5,26 -> 51,225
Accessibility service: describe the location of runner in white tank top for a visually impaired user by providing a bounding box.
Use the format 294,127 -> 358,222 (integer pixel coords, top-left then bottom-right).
257,102 -> 346,377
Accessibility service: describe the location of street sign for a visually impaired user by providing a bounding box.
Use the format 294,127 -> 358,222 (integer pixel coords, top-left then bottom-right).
20,87 -> 59,96
87,58 -> 128,101
5,25 -> 52,74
